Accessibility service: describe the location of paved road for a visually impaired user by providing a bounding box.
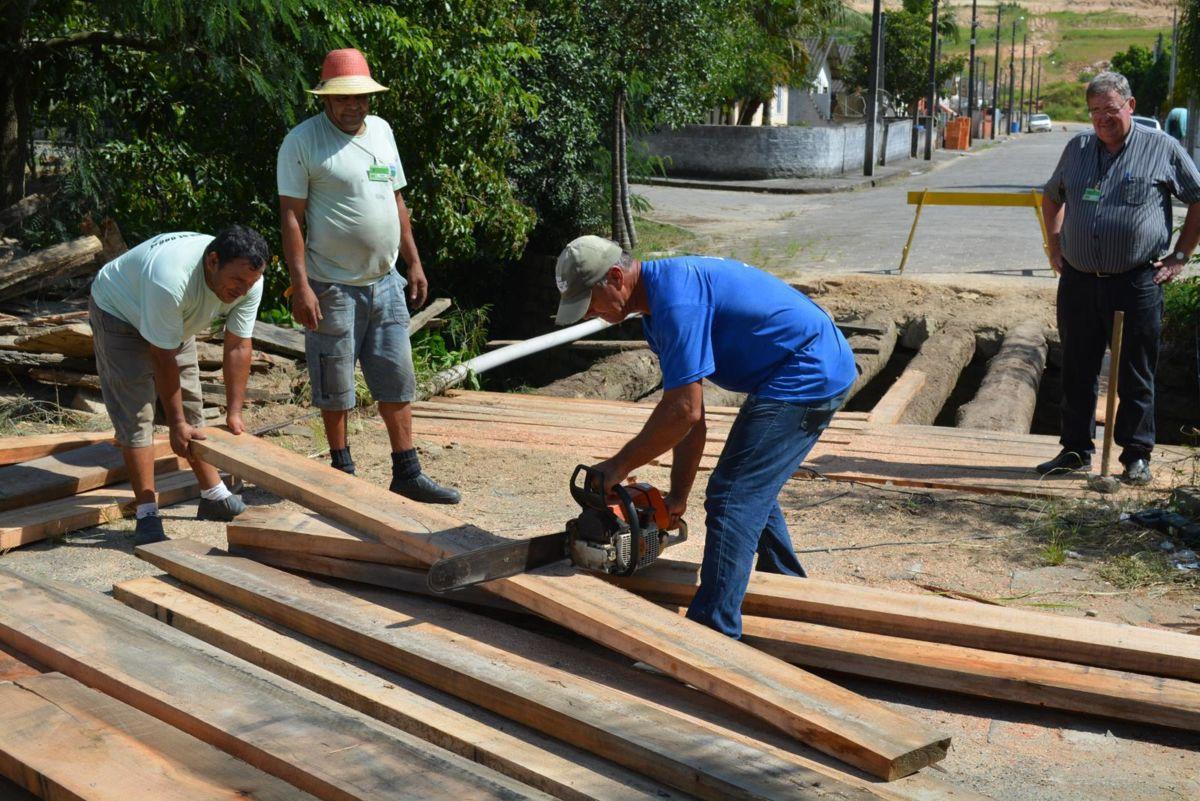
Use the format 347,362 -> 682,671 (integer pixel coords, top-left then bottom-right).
639,124 -> 1191,282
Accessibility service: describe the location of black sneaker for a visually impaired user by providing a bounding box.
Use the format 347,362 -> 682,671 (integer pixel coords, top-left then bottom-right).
133,515 -> 166,546
196,494 -> 247,521
390,473 -> 461,504
1035,450 -> 1092,475
1121,459 -> 1153,486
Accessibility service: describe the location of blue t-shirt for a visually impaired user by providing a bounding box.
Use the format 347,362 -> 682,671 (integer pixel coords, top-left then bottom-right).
640,257 -> 856,402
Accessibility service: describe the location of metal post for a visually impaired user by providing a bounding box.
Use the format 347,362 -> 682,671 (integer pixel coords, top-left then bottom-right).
991,5 -> 1001,139
1007,18 -> 1017,136
864,0 -> 884,176
967,0 -> 978,144
1018,33 -> 1027,132
924,0 -> 940,160
1168,6 -> 1179,107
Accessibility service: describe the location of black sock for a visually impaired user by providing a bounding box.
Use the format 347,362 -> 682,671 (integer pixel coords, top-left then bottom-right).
331,446 -> 355,475
392,448 -> 421,481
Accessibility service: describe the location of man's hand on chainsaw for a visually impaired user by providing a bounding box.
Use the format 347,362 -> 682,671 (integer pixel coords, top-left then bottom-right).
663,492 -> 687,529
590,458 -> 629,494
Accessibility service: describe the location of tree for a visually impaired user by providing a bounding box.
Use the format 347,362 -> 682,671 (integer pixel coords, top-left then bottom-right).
1111,44 -> 1170,117
844,10 -> 964,113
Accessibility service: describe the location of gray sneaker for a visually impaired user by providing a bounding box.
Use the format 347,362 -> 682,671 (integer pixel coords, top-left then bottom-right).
196,494 -> 247,521
390,473 -> 461,504
1121,459 -> 1153,486
133,515 -> 166,546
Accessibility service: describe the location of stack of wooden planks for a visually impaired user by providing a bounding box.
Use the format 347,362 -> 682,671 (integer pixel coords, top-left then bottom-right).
0,432 -> 197,551
406,390 -> 1192,498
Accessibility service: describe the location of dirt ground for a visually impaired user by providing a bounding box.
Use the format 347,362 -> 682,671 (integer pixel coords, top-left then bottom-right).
1,273 -> 1197,800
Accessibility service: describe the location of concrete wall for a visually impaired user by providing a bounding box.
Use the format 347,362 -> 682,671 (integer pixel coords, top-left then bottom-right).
638,120 -> 913,179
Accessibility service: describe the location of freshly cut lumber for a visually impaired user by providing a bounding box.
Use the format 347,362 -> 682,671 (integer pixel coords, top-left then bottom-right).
738,615 -> 1200,731
0,430 -> 112,466
955,322 -> 1047,433
227,507 -> 422,567
611,560 -> 1200,681
12,322 -> 94,358
0,673 -> 320,801
538,349 -> 661,402
0,236 -> 102,301
0,776 -> 37,801
867,370 -> 926,425
0,440 -> 181,513
135,540 -> 880,801
116,575 -> 687,801
0,643 -> 40,681
190,429 -> 952,782
0,470 -> 200,551
0,567 -> 554,801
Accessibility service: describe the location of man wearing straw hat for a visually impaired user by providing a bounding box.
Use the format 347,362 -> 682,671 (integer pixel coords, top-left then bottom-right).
278,48 -> 459,503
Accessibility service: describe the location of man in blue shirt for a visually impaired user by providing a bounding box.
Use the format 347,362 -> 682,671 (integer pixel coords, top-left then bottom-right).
554,236 -> 857,638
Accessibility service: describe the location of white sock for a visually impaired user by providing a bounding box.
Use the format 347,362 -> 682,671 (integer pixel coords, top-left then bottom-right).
200,482 -> 233,502
135,503 -> 159,519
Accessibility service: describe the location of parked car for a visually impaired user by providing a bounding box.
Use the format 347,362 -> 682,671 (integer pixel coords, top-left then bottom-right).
1029,113 -> 1052,132
1132,115 -> 1162,131
1165,107 -> 1188,142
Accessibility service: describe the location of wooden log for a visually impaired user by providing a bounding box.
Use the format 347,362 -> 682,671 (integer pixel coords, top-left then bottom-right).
0,347 -> 94,372
0,194 -> 49,237
0,673 -> 321,801
28,366 -> 101,391
0,470 -> 199,551
13,322 -> 95,358
195,341 -> 284,373
191,429 -> 952,781
539,349 -> 661,402
134,541 -> 881,801
0,568 -> 555,801
0,430 -> 113,466
844,317 -> 897,403
115,575 -> 688,801
0,237 -> 103,301
955,322 -> 1047,434
222,516 -> 1200,682
873,327 -> 975,426
0,441 -> 181,513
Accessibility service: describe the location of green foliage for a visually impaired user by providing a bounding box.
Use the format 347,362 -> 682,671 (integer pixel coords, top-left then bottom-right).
1180,0 -> 1200,99
1110,44 -> 1170,117
845,10 -> 966,112
1038,80 -> 1090,123
411,306 -> 490,387
1164,275 -> 1200,343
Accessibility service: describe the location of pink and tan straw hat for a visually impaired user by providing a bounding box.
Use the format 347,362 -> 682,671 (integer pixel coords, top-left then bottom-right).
308,48 -> 388,95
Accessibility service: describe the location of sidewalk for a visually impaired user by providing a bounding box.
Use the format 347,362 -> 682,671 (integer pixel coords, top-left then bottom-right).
632,138 -> 1010,195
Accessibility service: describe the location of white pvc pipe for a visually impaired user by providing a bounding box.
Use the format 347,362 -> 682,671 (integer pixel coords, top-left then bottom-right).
423,316 -> 636,397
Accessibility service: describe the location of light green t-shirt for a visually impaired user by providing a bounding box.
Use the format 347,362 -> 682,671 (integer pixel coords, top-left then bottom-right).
90,232 -> 263,350
277,113 -> 407,286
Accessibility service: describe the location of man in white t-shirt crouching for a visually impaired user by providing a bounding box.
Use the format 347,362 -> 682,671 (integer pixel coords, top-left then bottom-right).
277,48 -> 459,504
88,225 -> 268,545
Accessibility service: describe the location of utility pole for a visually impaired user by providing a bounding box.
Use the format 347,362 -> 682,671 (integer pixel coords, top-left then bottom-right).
1007,17 -> 1018,136
1168,6 -> 1179,109
1018,33 -> 1027,133
1034,58 -> 1042,117
925,0 -> 940,160
967,0 -> 978,144
1028,56 -> 1038,124
864,0 -> 883,176
991,5 -> 1001,139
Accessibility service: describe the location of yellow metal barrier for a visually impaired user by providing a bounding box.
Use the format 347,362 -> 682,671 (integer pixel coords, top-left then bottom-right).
899,190 -> 1052,274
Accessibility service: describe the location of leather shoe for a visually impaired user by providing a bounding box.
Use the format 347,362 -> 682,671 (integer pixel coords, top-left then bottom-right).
1121,459 -> 1153,486
1035,449 -> 1092,475
133,515 -> 166,546
390,473 -> 461,504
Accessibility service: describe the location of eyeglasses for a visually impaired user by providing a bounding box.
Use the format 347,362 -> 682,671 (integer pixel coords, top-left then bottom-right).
1088,99 -> 1130,119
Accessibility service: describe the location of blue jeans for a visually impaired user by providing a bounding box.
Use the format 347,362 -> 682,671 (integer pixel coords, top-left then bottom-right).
686,390 -> 847,638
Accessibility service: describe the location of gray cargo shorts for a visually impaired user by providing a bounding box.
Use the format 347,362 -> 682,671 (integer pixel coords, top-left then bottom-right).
305,269 -> 416,411
88,295 -> 204,448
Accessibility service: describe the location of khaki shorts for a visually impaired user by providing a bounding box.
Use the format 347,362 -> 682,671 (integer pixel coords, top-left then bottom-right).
88,296 -> 204,448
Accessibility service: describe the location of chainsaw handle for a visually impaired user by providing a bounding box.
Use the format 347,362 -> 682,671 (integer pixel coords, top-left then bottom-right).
570,464 -> 644,577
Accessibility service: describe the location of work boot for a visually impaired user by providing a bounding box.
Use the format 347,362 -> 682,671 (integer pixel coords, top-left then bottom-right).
1121,459 -> 1153,486
391,473 -> 461,504
133,514 -> 166,546
196,494 -> 246,521
1035,449 -> 1092,475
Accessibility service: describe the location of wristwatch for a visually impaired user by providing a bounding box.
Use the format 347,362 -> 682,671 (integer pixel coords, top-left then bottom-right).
1173,251 -> 1188,263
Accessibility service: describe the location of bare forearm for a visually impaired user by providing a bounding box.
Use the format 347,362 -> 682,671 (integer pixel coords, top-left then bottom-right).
397,196 -> 421,270
223,336 -> 253,417
669,417 -> 706,499
1042,196 -> 1063,238
149,348 -> 186,426
280,210 -> 309,285
1174,204 -> 1200,258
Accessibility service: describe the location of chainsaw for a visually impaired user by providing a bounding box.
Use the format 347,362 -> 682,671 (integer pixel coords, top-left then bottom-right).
427,464 -> 687,593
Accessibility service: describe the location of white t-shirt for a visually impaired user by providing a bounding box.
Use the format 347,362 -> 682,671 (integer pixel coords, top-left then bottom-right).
277,113 -> 407,286
90,232 -> 262,350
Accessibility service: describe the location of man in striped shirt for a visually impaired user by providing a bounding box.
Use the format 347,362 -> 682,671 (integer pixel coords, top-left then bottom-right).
1039,72 -> 1200,484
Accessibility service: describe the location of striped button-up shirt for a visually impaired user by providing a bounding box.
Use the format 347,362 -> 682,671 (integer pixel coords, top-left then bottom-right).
1044,123 -> 1200,274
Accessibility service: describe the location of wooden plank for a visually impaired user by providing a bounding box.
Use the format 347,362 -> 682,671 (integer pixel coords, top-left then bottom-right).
0,776 -> 37,801
192,429 -> 952,781
409,297 -> 453,334
0,441 -> 182,513
0,567 -> 554,801
0,673 -> 321,801
610,560 -> 1200,681
0,470 -> 199,551
115,575 -> 689,801
0,237 -> 103,302
866,372 -> 926,425
737,615 -> 1200,731
227,508 -> 422,567
251,320 -> 306,359
12,322 -> 94,358
0,643 -> 40,681
134,541 -> 882,801
0,430 -> 113,466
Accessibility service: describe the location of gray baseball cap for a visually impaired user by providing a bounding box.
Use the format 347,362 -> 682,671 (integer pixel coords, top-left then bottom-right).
554,235 -> 622,325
